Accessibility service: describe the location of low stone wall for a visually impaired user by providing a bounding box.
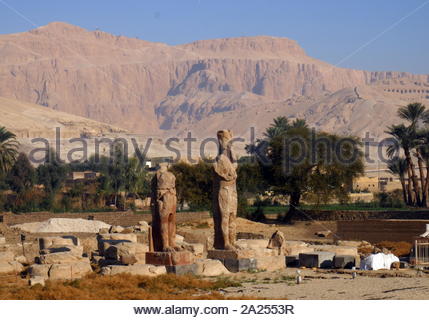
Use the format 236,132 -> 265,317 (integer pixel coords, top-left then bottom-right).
336,219 -> 429,243
294,209 -> 429,221
0,211 -> 210,227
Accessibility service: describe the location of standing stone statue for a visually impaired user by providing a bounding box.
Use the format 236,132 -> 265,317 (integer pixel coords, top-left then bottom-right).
151,163 -> 178,252
212,130 -> 238,250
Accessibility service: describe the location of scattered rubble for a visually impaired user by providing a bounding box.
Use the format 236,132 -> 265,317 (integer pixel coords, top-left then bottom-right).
194,259 -> 230,276
29,236 -> 92,281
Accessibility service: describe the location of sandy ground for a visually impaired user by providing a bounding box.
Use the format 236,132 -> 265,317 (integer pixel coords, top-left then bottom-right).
220,269 -> 429,300
177,218 -> 337,244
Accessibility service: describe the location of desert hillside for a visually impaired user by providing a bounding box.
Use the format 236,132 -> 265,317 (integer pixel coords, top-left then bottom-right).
0,96 -> 126,139
0,22 -> 428,138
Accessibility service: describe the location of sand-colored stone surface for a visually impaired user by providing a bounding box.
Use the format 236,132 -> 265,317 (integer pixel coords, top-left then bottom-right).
222,269 -> 429,300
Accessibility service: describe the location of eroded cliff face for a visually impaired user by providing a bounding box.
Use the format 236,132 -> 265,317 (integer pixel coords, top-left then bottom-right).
0,22 -> 428,137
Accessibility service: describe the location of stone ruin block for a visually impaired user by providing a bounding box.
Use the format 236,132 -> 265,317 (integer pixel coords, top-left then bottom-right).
223,258 -> 257,273
285,255 -> 300,267
333,255 -> 356,269
104,242 -> 148,265
29,261 -> 92,280
29,264 -> 51,278
30,235 -> 92,280
97,233 -> 138,243
0,236 -> 6,245
194,259 -> 230,277
207,249 -> 254,260
48,262 -> 92,280
235,239 -> 279,257
37,252 -> 89,265
40,245 -> 84,257
256,255 -> 286,271
29,276 -> 45,287
310,245 -> 358,257
284,241 -> 315,256
145,251 -> 194,266
166,264 -> 198,275
101,264 -> 166,277
299,252 -> 335,269
38,236 -> 80,250
97,234 -> 138,255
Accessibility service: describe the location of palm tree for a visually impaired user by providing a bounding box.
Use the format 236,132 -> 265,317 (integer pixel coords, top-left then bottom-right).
386,124 -> 421,206
263,116 -> 290,139
397,103 -> 427,128
387,156 -> 408,205
399,103 -> 428,201
0,127 -> 19,176
291,119 -> 308,129
417,129 -> 429,207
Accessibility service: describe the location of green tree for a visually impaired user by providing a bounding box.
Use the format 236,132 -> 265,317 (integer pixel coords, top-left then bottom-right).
386,103 -> 429,207
124,156 -> 149,197
417,129 -> 429,207
108,144 -> 127,208
250,119 -> 364,222
263,116 -> 291,140
170,160 -> 213,211
237,161 -> 266,196
6,153 -> 35,194
0,126 -> 19,176
387,156 -> 408,205
386,124 -> 420,206
36,149 -> 68,209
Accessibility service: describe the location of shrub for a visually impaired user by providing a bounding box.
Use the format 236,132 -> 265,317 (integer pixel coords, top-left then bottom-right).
247,205 -> 266,222
376,190 -> 405,208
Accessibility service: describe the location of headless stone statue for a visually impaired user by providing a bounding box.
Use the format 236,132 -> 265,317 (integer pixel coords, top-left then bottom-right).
212,130 -> 238,250
151,163 -> 178,252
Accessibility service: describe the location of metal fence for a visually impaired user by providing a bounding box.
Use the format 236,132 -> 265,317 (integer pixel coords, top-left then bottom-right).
414,239 -> 429,266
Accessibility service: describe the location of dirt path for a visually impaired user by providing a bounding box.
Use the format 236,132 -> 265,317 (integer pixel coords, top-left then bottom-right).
221,269 -> 429,300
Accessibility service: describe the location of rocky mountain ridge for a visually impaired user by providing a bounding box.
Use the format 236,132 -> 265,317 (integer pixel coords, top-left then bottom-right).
0,21 -> 428,139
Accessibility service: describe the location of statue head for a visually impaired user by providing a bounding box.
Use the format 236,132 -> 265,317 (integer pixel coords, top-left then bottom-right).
217,129 -> 233,154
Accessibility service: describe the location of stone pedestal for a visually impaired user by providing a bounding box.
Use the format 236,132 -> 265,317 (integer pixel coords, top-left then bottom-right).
207,250 -> 258,273
145,251 -> 196,275
256,255 -> 286,271
333,255 -> 356,269
145,250 -> 193,265
285,255 -> 300,267
166,264 -> 198,275
207,249 -> 254,260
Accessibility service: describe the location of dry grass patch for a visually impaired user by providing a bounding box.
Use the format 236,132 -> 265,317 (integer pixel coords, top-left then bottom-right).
0,273 -> 250,300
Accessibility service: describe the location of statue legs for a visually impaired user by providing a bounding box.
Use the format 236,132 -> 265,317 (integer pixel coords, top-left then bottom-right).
158,193 -> 177,252
215,185 -> 237,250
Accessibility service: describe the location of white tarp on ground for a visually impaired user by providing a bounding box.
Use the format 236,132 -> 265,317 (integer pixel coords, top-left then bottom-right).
360,253 -> 400,270
12,218 -> 111,233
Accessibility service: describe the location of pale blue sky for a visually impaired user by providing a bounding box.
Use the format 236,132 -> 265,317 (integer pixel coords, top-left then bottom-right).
1,0 -> 428,73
